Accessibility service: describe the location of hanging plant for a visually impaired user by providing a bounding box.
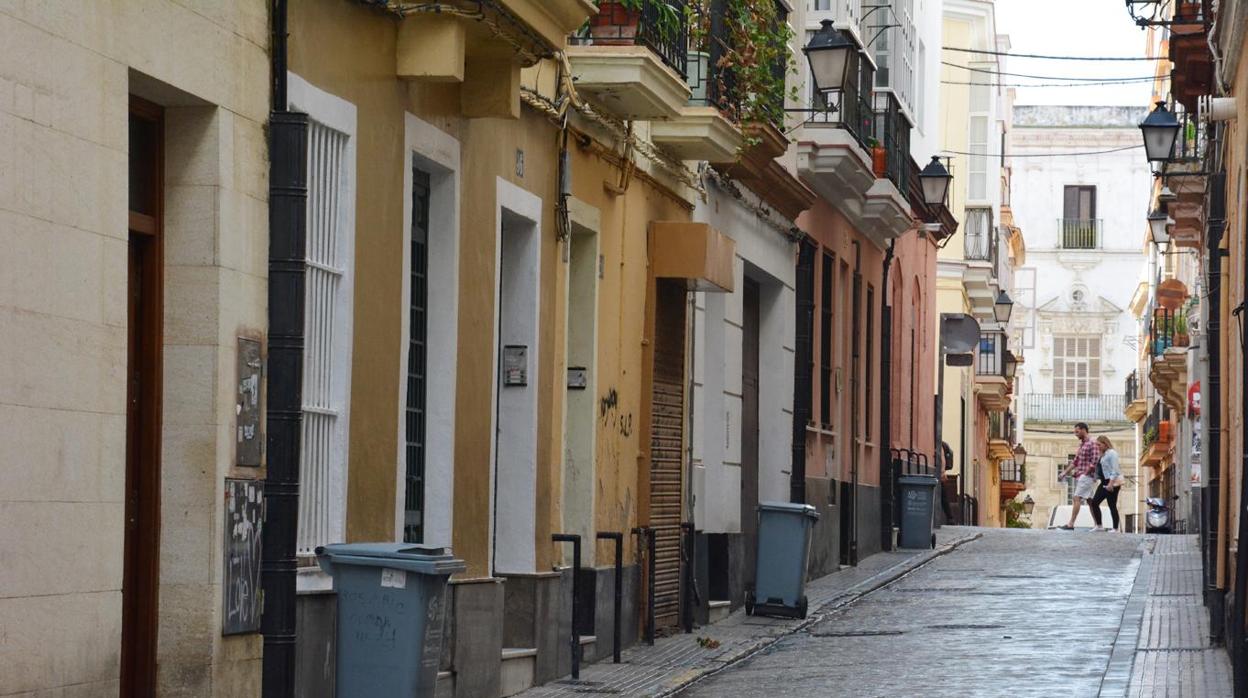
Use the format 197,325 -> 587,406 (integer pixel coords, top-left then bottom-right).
686,0 -> 796,131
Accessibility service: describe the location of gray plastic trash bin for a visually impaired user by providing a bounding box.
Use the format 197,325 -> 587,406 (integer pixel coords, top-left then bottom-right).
746,501 -> 820,619
317,543 -> 466,697
898,475 -> 939,550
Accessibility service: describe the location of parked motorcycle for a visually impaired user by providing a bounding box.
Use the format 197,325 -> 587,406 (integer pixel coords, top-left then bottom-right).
1145,497 -> 1172,534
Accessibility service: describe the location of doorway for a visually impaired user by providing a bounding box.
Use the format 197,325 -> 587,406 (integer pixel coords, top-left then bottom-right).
563,224 -> 599,562
740,279 -> 761,590
122,96 -> 164,696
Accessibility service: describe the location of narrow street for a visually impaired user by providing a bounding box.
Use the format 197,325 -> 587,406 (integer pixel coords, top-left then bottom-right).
680,529 -> 1232,698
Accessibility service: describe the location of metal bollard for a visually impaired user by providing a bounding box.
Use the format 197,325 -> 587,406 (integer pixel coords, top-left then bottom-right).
596,532 -> 623,663
551,534 -> 582,679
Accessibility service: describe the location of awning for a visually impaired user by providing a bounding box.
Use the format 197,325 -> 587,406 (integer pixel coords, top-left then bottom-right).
649,221 -> 735,293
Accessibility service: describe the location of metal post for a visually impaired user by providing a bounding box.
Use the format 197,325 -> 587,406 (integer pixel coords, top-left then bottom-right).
596,532 -> 623,663
680,522 -> 696,633
631,527 -> 655,645
552,534 -> 582,680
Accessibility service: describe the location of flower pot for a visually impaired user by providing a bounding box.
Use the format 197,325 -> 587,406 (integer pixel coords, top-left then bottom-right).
687,51 -> 710,104
872,145 -> 888,178
1176,333 -> 1190,347
1158,421 -> 1173,442
589,0 -> 640,44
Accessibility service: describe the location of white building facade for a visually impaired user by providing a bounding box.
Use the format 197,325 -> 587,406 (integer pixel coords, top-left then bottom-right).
1009,105 -> 1152,529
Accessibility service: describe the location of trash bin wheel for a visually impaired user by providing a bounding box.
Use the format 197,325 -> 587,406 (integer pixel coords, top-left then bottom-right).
930,534 -> 936,549
797,597 -> 808,620
745,591 -> 755,616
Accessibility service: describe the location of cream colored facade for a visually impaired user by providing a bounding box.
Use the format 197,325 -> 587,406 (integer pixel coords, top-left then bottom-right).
0,1 -> 271,695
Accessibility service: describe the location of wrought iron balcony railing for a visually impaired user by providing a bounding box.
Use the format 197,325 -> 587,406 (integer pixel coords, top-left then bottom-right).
1059,218 -> 1101,249
999,459 -> 1025,484
574,0 -> 689,79
1124,370 -> 1139,407
1023,394 -> 1131,424
874,91 -> 910,193
977,331 -> 1005,377
1142,399 -> 1170,449
809,48 -> 875,150
1148,308 -> 1176,358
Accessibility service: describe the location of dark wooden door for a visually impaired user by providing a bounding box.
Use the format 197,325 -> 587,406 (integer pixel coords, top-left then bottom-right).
122,96 -> 163,696
649,280 -> 687,631
741,279 -> 761,589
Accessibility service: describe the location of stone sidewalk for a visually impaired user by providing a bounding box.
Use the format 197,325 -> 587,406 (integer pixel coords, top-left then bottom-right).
514,528 -> 982,698
1103,534 -> 1233,697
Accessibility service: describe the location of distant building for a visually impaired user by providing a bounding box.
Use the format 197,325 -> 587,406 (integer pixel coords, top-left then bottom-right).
1008,105 -> 1151,530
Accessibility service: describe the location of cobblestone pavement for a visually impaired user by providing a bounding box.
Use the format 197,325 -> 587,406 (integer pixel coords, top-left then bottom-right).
514,528 -> 981,698
680,530 -> 1233,698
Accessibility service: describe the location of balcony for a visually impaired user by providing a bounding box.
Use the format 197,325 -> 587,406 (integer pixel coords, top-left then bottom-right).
797,51 -> 912,246
975,332 -> 1010,411
650,0 -> 743,161
1058,219 -> 1101,250
1169,0 -> 1214,111
962,208 -> 998,321
1123,371 -> 1147,422
565,0 -> 691,120
998,459 -> 1026,501
1024,393 -> 1131,425
1148,307 -> 1189,413
1141,400 -> 1174,468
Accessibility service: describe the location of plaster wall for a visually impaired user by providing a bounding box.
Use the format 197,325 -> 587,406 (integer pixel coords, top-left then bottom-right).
288,0 -> 566,579
0,2 -> 270,694
889,231 -> 940,457
691,185 -> 796,533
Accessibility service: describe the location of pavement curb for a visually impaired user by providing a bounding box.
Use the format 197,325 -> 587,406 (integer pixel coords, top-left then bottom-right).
1098,537 -> 1153,697
655,531 -> 984,697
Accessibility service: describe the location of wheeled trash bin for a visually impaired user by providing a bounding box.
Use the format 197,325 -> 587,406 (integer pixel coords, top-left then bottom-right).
746,501 -> 820,619
897,475 -> 939,549
317,543 -> 466,697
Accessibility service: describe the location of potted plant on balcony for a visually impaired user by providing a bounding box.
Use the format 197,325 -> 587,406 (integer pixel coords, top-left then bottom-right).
1174,310 -> 1190,347
868,137 -> 887,178
590,0 -> 683,45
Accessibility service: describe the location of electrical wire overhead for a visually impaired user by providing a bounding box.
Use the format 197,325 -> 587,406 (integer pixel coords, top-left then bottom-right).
942,46 -> 1164,61
941,61 -> 1157,82
941,145 -> 1144,158
942,78 -> 1157,88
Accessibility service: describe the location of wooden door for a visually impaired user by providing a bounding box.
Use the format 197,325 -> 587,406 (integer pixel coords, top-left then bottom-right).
740,279 -> 761,589
122,96 -> 163,696
649,280 -> 687,631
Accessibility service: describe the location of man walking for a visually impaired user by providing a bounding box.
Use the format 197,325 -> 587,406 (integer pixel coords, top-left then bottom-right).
1055,422 -> 1099,530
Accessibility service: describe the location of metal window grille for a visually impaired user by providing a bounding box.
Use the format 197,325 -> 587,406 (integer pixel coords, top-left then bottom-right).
297,120 -> 350,556
820,252 -> 834,425
404,167 -> 430,543
865,285 -> 874,440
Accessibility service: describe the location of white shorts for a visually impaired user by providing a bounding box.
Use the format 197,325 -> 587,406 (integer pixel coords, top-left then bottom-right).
1074,475 -> 1098,500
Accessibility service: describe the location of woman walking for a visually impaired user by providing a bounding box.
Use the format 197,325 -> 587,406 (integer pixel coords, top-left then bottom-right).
1089,435 -> 1123,532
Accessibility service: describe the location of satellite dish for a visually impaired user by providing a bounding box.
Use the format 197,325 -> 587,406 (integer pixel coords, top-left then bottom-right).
940,313 -> 982,354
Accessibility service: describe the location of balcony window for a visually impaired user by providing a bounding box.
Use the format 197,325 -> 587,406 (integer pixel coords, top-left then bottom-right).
967,62 -> 993,200
1053,335 -> 1101,397
977,331 -> 1005,377
808,41 -> 875,148
964,208 -> 996,262
1061,185 -> 1099,249
874,91 -> 910,192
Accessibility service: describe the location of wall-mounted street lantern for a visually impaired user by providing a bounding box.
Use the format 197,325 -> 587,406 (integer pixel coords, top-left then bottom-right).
919,156 -> 953,206
993,289 -> 1014,325
1022,494 -> 1035,516
1148,206 -> 1172,247
1013,444 -> 1027,467
1139,101 -> 1180,164
803,20 -> 858,97
1003,350 -> 1019,379
1157,186 -> 1177,206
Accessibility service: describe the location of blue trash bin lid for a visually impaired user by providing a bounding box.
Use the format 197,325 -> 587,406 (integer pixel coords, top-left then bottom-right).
758,501 -> 820,519
316,542 -> 467,576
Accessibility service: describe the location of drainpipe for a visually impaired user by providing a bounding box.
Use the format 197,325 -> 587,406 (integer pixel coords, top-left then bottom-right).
791,239 -> 816,503
261,1 -> 308,695
1236,184 -> 1248,698
879,240 -> 896,550
850,241 -> 861,564
1205,170 -> 1225,641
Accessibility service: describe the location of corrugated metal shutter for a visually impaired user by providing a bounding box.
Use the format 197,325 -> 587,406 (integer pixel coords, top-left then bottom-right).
650,280 -> 687,631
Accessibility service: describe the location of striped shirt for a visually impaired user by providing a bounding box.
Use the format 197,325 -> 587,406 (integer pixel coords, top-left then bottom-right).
1070,438 -> 1099,478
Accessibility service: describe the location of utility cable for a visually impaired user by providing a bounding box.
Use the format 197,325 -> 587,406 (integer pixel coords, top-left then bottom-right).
941,78 -> 1157,88
941,61 -> 1157,82
941,145 -> 1143,158
943,46 -> 1166,61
